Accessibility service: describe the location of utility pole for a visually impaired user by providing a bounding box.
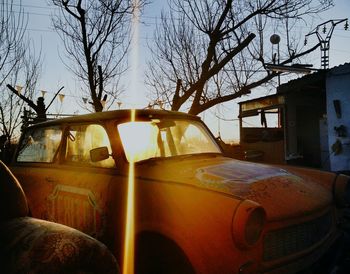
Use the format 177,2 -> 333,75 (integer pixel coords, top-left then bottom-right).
305,19 -> 348,69
270,34 -> 281,85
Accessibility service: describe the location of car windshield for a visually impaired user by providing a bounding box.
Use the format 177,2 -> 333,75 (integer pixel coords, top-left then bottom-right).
118,119 -> 221,162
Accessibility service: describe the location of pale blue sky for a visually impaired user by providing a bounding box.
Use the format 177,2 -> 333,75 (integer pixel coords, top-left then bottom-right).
13,0 -> 350,141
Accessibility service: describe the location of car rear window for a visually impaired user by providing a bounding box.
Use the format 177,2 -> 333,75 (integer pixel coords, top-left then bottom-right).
17,126 -> 62,163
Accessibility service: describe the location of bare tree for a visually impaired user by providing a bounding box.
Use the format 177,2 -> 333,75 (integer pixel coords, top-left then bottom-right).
0,46 -> 42,142
51,0 -> 146,112
146,0 -> 334,115
0,0 -> 26,87
0,0 -> 41,143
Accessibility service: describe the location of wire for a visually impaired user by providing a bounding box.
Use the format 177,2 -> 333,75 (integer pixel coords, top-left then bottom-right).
6,6 -> 350,34
12,3 -> 55,11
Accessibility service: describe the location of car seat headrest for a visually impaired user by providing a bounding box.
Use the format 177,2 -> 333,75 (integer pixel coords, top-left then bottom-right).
0,161 -> 29,221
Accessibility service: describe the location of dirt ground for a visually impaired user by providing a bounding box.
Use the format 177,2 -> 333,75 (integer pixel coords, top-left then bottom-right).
314,209 -> 350,274
333,209 -> 350,274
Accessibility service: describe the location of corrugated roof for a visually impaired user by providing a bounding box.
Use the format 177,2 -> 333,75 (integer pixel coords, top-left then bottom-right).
277,63 -> 350,93
238,63 -> 350,104
277,69 -> 327,94
328,62 -> 350,70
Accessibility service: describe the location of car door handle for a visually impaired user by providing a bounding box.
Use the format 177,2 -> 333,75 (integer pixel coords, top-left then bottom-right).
45,176 -> 57,183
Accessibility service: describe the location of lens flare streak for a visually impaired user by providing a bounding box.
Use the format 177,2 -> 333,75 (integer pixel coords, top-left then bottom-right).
122,109 -> 136,274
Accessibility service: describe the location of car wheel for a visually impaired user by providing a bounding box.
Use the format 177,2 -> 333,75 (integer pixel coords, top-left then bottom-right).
135,232 -> 195,274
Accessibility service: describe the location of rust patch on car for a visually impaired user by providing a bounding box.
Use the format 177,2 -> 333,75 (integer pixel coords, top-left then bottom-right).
194,161 -> 309,202
196,161 -> 288,185
47,185 -> 105,237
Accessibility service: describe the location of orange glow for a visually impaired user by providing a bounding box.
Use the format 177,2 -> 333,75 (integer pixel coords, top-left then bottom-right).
122,109 -> 136,274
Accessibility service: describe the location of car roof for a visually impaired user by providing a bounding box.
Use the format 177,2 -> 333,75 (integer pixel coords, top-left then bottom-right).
27,109 -> 200,129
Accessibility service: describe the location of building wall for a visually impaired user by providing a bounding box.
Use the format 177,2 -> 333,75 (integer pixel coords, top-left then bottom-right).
326,64 -> 350,172
319,117 -> 330,171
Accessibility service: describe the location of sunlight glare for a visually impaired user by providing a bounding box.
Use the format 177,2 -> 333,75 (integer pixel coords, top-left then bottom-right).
118,121 -> 159,162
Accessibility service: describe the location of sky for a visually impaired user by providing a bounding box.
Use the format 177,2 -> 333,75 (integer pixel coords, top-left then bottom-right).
11,0 -> 350,142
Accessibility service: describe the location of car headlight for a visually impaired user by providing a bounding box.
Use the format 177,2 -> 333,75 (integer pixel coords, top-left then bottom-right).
232,200 -> 266,249
333,174 -> 350,207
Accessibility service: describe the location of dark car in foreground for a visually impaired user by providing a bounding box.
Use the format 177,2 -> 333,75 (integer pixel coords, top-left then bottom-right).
9,109 -> 350,273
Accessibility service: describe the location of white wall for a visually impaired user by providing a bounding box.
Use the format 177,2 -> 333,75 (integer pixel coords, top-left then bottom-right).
326,64 -> 350,172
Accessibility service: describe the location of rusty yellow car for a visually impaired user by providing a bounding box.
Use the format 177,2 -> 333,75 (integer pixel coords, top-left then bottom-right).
9,109 -> 350,273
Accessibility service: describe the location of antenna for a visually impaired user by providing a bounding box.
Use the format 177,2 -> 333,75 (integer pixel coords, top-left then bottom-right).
305,19 -> 348,69
45,86 -> 64,111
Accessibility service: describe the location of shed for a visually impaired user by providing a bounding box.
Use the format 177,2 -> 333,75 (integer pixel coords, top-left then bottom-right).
238,63 -> 350,172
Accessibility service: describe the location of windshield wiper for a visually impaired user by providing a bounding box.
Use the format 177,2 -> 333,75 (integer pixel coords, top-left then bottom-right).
135,152 -> 221,164
136,156 -> 166,165
168,153 -> 221,161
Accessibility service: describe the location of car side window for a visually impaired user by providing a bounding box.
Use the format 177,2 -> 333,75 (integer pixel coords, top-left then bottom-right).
65,124 -> 115,168
17,127 -> 62,163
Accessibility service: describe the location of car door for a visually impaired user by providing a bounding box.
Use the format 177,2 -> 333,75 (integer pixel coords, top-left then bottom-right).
12,122 -> 126,250
51,123 -> 126,244
11,125 -> 64,222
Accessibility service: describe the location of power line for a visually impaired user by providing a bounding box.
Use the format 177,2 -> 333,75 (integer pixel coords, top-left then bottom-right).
23,27 -> 54,33
6,6 -> 350,35
6,8 -> 52,17
12,3 -> 55,11
332,48 -> 350,53
334,34 -> 350,39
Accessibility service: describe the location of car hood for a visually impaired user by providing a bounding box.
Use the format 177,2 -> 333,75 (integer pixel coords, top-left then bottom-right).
136,156 -> 332,221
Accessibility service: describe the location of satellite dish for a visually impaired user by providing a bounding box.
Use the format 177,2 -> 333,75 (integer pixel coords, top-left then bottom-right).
270,34 -> 281,44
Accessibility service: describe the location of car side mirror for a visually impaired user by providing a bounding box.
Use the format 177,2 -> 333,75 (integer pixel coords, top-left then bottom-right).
90,146 -> 110,162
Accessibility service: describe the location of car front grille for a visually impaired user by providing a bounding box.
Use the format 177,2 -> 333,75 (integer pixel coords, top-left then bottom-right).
263,211 -> 333,261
